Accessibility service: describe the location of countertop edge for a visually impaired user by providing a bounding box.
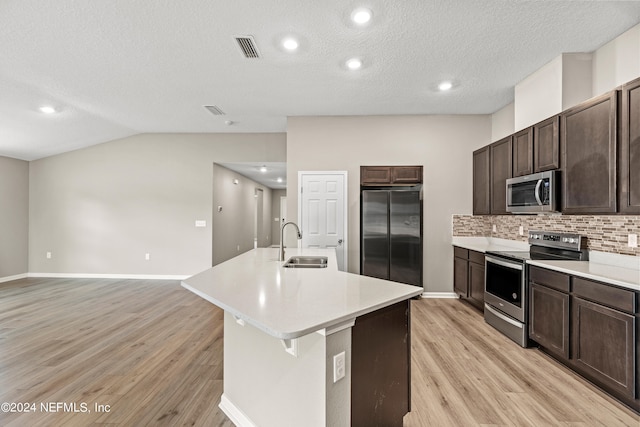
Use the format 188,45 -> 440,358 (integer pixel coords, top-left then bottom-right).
526,260 -> 640,292
182,280 -> 421,339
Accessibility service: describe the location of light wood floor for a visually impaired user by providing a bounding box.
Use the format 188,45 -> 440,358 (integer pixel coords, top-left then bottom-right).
0,278 -> 637,426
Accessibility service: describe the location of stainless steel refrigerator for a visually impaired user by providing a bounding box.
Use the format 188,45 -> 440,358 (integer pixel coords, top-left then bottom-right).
360,186 -> 423,287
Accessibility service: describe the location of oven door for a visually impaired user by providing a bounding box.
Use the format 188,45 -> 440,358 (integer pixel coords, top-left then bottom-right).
484,255 -> 525,322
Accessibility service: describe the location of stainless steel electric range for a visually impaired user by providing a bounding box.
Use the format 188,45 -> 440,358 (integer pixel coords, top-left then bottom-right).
484,231 -> 588,347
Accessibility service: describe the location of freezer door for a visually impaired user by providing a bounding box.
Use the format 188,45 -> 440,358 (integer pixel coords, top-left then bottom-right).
389,190 -> 422,286
361,190 -> 389,280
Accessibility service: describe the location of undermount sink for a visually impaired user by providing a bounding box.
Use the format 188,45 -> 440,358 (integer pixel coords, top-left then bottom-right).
283,256 -> 328,268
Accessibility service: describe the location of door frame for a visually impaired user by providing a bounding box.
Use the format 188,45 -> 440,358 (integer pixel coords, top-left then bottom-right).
297,171 -> 348,271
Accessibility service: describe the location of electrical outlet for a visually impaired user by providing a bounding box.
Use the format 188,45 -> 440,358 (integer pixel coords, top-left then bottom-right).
629,234 -> 638,248
237,245 -> 240,252
195,220 -> 207,227
492,224 -> 497,233
46,252 -> 52,259
333,351 -> 346,383
519,225 -> 524,236
145,253 -> 150,261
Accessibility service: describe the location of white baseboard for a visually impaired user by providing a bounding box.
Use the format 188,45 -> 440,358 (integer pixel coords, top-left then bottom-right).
219,394 -> 257,427
0,273 -> 28,284
421,292 -> 458,298
27,273 -> 190,280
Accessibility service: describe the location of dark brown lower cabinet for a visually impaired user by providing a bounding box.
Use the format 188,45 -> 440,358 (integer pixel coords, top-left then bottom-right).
453,246 -> 484,311
529,283 -> 570,359
351,300 -> 410,427
453,254 -> 469,298
572,296 -> 636,400
529,266 -> 639,412
468,258 -> 485,309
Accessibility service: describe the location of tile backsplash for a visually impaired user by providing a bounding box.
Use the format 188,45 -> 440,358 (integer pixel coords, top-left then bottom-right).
452,214 -> 640,256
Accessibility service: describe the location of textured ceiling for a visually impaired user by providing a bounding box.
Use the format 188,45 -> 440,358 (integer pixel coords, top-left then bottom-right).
1,1 -> 639,160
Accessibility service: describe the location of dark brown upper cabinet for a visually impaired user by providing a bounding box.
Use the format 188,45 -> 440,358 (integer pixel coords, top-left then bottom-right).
472,146 -> 491,215
561,91 -> 617,214
534,116 -> 560,172
490,136 -> 513,214
391,166 -> 422,184
619,76 -> 640,213
361,166 -> 392,185
360,166 -> 422,186
512,127 -> 534,177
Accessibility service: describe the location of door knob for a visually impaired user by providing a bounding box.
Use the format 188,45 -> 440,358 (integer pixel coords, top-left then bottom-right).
338,239 -> 343,245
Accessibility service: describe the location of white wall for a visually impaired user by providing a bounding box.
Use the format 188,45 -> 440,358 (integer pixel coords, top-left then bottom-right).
287,115 -> 491,293
212,164 -> 273,266
491,102 -> 515,142
29,133 -> 286,277
593,23 -> 640,96
514,55 -> 563,131
514,54 -> 592,131
0,156 -> 29,280
511,24 -> 640,132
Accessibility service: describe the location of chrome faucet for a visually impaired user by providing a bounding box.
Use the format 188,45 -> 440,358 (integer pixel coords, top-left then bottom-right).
279,222 -> 302,261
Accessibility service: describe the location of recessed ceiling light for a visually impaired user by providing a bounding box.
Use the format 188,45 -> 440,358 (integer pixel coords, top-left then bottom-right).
260,165 -> 268,173
346,58 -> 363,70
282,38 -> 299,51
39,105 -> 57,114
438,81 -> 453,91
277,177 -> 283,183
351,8 -> 372,25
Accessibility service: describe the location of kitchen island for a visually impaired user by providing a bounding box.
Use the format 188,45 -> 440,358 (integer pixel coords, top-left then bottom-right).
182,247 -> 422,427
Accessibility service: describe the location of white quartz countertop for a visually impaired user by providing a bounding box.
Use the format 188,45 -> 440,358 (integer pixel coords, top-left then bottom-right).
452,236 -> 530,253
452,237 -> 639,291
181,247 -> 422,339
527,259 -> 640,292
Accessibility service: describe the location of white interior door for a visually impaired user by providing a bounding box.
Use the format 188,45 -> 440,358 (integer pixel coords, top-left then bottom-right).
298,172 -> 347,271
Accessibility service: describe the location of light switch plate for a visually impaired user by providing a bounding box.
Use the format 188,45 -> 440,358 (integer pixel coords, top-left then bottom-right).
629,234 -> 638,248
333,351 -> 345,383
195,220 -> 207,227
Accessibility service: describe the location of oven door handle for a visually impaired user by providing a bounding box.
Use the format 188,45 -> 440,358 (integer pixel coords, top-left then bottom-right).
485,303 -> 523,329
485,255 -> 523,271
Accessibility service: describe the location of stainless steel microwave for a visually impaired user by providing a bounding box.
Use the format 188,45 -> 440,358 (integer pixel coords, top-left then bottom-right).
506,170 -> 559,213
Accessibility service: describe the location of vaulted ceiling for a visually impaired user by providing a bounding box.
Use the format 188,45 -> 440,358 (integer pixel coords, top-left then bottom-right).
1,1 -> 639,161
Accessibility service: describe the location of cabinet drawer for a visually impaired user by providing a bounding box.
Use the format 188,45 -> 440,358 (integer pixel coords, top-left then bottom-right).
529,266 -> 570,293
469,250 -> 484,265
572,277 -> 636,314
454,247 -> 469,259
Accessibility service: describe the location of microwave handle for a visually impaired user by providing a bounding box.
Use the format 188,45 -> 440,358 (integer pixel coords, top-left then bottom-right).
534,179 -> 543,205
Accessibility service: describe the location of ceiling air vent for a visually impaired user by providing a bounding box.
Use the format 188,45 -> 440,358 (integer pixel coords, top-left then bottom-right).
204,105 -> 225,116
235,35 -> 260,59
